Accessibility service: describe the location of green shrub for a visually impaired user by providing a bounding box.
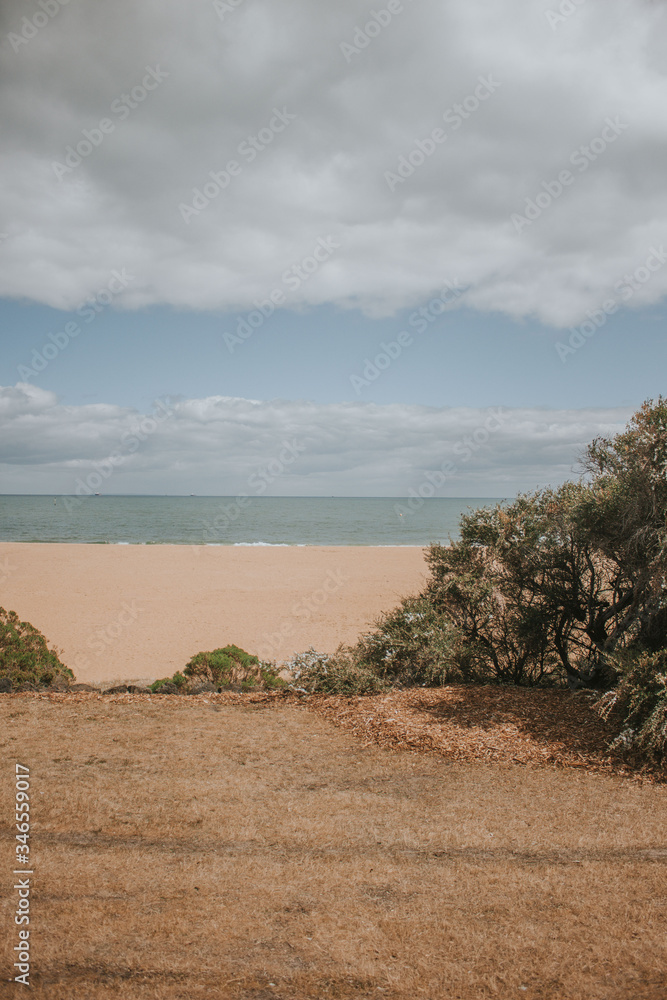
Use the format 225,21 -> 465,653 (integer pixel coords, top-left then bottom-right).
0,607 -> 74,691
151,644 -> 286,693
596,649 -> 667,763
285,647 -> 390,695
185,644 -> 261,686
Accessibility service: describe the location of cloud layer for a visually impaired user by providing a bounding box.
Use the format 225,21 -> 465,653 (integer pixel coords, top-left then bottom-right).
1,0 -> 666,326
0,382 -> 632,496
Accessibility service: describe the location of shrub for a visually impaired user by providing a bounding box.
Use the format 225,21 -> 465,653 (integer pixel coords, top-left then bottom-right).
285,647 -> 390,695
0,607 -> 74,691
425,488 -> 608,687
150,671 -> 188,694
151,644 -> 286,693
353,596 -> 470,686
186,644 -> 261,686
596,649 -> 667,763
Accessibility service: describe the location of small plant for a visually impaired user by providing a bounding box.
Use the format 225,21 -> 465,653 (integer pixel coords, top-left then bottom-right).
150,671 -> 190,694
150,677 -> 174,693
0,607 -> 74,691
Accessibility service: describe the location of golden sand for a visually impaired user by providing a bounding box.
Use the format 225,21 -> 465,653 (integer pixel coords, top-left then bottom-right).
0,543 -> 427,683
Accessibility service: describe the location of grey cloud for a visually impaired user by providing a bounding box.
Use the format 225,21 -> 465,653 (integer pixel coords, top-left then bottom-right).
0,1 -> 666,325
0,383 -> 632,495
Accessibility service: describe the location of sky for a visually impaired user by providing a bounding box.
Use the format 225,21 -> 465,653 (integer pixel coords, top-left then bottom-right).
1,0 -> 665,496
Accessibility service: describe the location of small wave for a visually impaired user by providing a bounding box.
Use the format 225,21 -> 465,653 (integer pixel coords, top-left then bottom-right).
233,541 -> 305,547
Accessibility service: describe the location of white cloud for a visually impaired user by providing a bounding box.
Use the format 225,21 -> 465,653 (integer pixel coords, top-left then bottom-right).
0,383 -> 632,496
0,0 -> 666,327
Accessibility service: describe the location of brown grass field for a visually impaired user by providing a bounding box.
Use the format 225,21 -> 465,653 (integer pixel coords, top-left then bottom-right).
1,690 -> 665,1000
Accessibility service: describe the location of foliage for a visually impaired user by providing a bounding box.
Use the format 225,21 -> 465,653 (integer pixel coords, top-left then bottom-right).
151,644 -> 286,693
422,401 -> 667,688
353,596 -> 471,686
596,649 -> 667,763
0,607 -> 74,690
283,601 -> 476,695
150,671 -> 188,694
285,647 -> 390,695
425,485 -> 629,687
581,396 -> 667,654
185,644 -> 260,684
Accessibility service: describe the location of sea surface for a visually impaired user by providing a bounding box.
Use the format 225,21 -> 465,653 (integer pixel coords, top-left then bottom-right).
0,495 -> 507,546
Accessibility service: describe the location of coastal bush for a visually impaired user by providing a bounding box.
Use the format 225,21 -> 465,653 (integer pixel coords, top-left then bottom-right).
595,649 -> 667,763
0,607 -> 74,691
285,647 -> 390,695
425,486 -> 614,688
353,596 -> 472,686
422,398 -> 667,690
186,644 -> 260,685
150,644 -> 286,693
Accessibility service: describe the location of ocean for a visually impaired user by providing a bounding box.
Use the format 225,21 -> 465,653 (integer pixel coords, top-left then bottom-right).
0,495 -> 507,546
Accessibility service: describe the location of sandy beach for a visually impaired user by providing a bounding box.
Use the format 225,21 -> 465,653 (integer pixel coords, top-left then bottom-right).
0,543 -> 427,684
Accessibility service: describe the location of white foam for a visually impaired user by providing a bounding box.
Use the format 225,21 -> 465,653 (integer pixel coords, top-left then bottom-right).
233,541 -> 305,547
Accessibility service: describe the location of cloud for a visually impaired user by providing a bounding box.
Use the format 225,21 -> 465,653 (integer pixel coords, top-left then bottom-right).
0,0 -> 666,327
0,383 -> 632,496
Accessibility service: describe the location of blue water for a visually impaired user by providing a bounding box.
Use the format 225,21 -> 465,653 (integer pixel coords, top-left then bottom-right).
0,495 -> 507,546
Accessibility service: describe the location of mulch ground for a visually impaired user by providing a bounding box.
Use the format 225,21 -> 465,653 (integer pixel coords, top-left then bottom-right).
306,685 -> 665,782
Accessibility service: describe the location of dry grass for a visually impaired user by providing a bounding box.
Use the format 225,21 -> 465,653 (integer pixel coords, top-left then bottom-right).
0,691 -> 665,1000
